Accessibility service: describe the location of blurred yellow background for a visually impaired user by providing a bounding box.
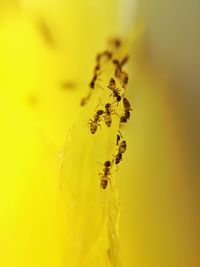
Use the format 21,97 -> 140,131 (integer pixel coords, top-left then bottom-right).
0,0 -> 199,267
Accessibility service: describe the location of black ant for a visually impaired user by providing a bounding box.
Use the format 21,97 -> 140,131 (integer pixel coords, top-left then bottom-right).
115,152 -> 123,165
119,140 -> 127,154
88,109 -> 104,134
107,78 -> 122,103
120,98 -> 132,122
104,103 -> 114,127
99,160 -> 112,189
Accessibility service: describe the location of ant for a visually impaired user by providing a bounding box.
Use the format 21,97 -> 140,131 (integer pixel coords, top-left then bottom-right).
112,56 -> 129,88
116,131 -> 123,145
115,136 -> 127,164
99,160 -> 112,189
88,109 -> 104,134
119,140 -> 127,154
115,152 -> 123,165
123,97 -> 132,111
89,62 -> 102,89
113,60 -> 122,77
116,134 -> 121,145
90,73 -> 98,89
120,97 -> 132,122
104,103 -> 113,127
120,110 -> 130,123
119,71 -> 129,88
107,78 -> 122,103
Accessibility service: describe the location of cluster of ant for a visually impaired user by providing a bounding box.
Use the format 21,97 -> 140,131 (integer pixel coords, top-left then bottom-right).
81,39 -> 132,189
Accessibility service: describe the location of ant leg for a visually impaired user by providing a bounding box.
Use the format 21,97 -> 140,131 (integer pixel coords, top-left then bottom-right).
118,130 -> 123,139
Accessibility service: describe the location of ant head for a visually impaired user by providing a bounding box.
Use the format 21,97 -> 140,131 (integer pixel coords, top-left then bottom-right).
104,161 -> 111,167
110,77 -> 115,83
112,59 -> 120,65
105,103 -> 111,109
97,109 -> 104,116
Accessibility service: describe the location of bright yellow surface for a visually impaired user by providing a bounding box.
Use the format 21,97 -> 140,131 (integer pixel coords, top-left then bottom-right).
0,1 -> 199,267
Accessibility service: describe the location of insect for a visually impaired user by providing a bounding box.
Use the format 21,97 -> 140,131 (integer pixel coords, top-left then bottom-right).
115,152 -> 122,165
107,78 -> 122,103
104,103 -> 113,127
119,71 -> 129,88
123,97 -> 132,111
113,59 -> 122,77
99,161 -> 112,189
113,58 -> 129,88
116,134 -> 121,145
120,97 -> 132,122
118,140 -> 127,154
93,63 -> 101,73
107,78 -> 116,91
90,73 -> 98,89
116,131 -> 123,145
88,109 -> 104,134
120,110 -> 130,123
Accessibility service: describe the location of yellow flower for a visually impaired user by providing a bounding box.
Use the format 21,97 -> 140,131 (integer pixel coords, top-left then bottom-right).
1,1 -> 199,267
0,1 -> 137,266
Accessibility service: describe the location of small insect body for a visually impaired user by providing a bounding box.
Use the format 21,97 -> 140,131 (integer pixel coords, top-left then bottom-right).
113,58 -> 129,88
99,161 -> 112,189
90,74 -> 98,89
120,98 -> 132,123
123,97 -> 132,111
100,176 -> 110,189
107,78 -> 116,91
115,70 -> 128,88
112,90 -> 121,103
116,134 -> 121,145
115,152 -> 122,165
119,140 -> 127,154
107,78 -> 122,103
115,138 -> 127,165
88,119 -> 99,134
88,109 -> 104,134
116,130 -> 123,145
103,160 -> 111,175
104,103 -> 113,127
